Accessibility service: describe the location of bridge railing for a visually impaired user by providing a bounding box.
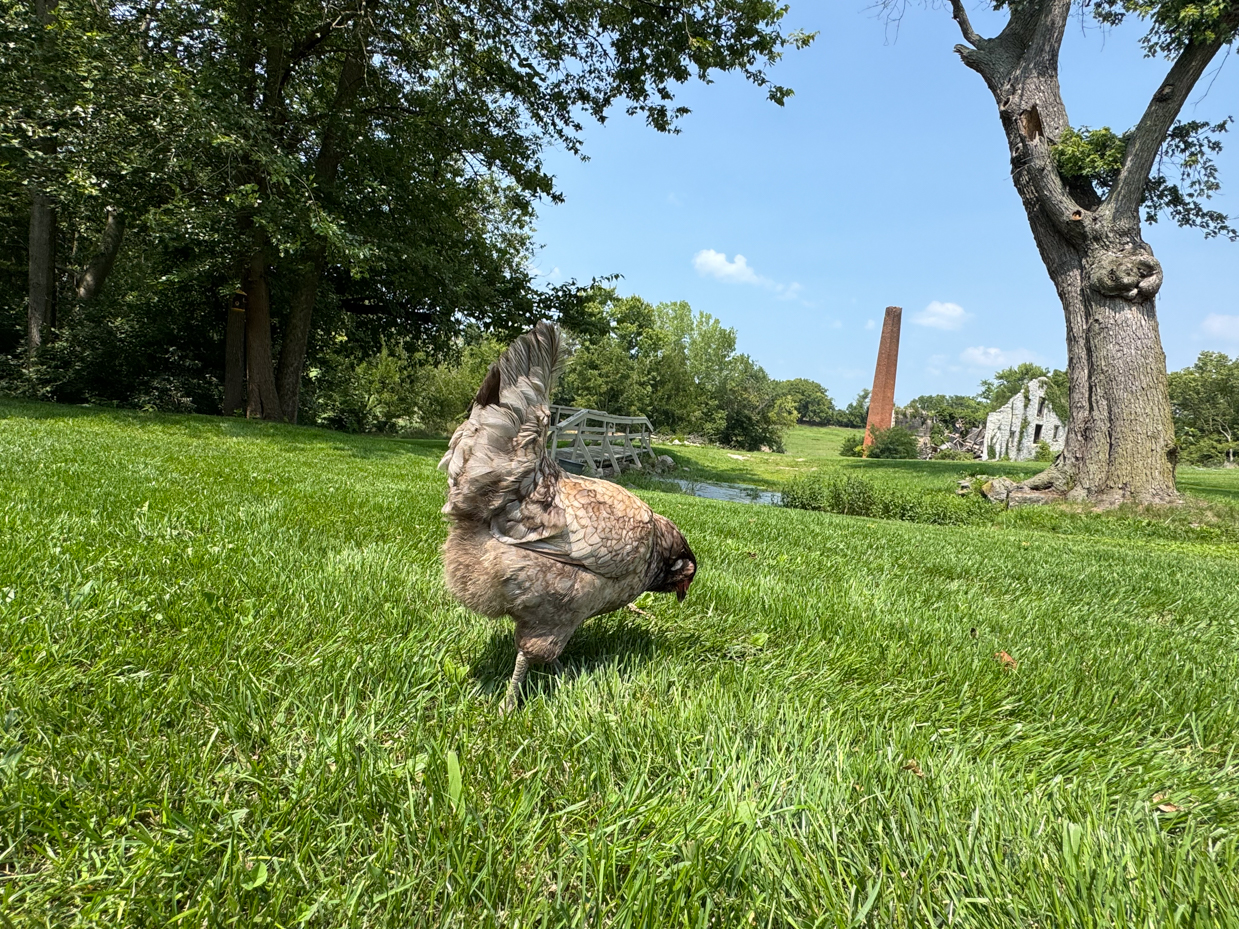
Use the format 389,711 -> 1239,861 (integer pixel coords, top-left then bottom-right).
547,405 -> 659,474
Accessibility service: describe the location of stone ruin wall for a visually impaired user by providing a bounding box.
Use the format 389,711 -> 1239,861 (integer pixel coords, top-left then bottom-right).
982,377 -> 1067,461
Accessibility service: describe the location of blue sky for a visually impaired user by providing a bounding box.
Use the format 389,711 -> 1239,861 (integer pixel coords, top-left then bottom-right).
529,3 -> 1239,406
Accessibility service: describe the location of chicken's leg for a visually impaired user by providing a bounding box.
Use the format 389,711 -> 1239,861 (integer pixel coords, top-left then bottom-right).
503,651 -> 530,713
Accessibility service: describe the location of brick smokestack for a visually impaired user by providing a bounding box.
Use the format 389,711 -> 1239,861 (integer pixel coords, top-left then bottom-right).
863,306 -> 902,453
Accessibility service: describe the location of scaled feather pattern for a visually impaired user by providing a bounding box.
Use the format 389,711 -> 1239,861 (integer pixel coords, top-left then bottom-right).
439,322 -> 696,706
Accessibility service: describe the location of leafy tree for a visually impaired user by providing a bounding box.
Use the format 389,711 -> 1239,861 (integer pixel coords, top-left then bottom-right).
866,425 -> 920,460
1168,352 -> 1239,465
4,0 -> 812,424
555,294 -> 793,450
557,293 -> 658,417
978,363 -> 1051,411
834,388 -> 870,428
775,377 -> 834,424
906,393 -> 988,429
879,0 -> 1239,504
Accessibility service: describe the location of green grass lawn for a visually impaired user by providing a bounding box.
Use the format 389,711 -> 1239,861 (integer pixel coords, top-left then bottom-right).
3,398 -> 1239,927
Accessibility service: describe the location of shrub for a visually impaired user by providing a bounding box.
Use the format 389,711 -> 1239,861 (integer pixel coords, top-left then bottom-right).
781,471 -> 998,525
1034,440 -> 1055,462
932,448 -> 976,461
867,425 -> 920,459
838,431 -> 866,457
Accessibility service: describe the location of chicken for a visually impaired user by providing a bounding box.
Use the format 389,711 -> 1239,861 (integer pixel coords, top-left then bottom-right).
439,321 -> 697,710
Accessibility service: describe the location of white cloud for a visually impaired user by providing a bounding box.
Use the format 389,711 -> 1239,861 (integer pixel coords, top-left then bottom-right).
1202,314 -> 1239,342
693,249 -> 762,285
960,346 -> 1038,369
913,301 -> 972,331
692,249 -> 805,302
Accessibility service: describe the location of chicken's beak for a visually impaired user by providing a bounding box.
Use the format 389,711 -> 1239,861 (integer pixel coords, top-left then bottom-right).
675,578 -> 690,602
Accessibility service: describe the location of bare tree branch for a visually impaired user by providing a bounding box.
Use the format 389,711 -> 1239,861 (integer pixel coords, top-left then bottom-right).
947,0 -> 981,47
1107,27 -> 1235,222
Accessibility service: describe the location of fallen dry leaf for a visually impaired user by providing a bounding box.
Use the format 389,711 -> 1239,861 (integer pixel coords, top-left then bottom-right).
1152,793 -> 1182,813
994,651 -> 1018,670
626,604 -> 655,620
901,759 -> 925,778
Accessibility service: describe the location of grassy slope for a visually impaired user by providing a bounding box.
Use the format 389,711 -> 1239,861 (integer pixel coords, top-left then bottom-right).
2,399 -> 1238,927
656,425 -> 1042,489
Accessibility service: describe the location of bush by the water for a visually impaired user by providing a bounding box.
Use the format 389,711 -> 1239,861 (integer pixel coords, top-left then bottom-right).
865,425 -> 920,459
781,471 -> 996,525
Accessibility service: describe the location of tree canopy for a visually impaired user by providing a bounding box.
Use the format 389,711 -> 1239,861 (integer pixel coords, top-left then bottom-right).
1,0 -> 812,419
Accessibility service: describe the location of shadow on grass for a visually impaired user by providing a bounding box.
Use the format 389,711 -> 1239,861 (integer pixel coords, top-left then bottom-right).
0,396 -> 446,461
468,611 -> 661,703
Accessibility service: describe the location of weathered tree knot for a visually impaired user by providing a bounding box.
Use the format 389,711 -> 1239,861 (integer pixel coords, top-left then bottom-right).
1154,82 -> 1174,103
1087,247 -> 1162,303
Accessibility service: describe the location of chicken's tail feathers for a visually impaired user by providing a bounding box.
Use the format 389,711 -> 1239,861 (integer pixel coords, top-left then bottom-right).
439,321 -> 565,526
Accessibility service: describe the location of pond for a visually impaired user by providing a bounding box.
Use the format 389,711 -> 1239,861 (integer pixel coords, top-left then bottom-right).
654,477 -> 782,506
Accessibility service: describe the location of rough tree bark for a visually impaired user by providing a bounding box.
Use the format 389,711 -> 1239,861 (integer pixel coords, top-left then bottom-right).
223,289 -> 247,414
26,0 -> 59,358
26,189 -> 56,357
75,206 -> 125,303
274,44 -> 366,423
945,0 -> 1236,505
243,246 -> 282,420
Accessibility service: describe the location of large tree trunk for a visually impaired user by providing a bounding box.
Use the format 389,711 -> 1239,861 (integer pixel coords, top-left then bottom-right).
275,244 -> 327,423
942,0 -> 1218,505
75,206 -> 125,303
273,46 -> 366,423
26,188 -> 56,357
223,290 -> 247,414
243,249 -> 282,420
1032,228 -> 1178,503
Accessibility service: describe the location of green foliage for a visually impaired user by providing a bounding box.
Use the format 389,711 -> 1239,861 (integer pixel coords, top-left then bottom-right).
310,335 -> 501,436
1169,351 -> 1239,465
835,388 -> 871,428
979,363 -> 1050,412
932,448 -> 976,461
907,393 -> 988,429
1,0 -> 812,412
865,425 -> 920,460
556,292 -> 792,452
774,377 -> 834,424
1035,440 -> 1055,462
781,472 -> 995,525
1052,126 -> 1127,190
1053,122 -> 1237,240
1043,368 -> 1071,423
838,431 -> 866,458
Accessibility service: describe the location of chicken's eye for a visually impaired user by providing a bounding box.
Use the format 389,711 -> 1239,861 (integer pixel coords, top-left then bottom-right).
671,559 -> 684,571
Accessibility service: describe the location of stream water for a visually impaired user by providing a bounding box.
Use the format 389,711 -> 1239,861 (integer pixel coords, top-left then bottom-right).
654,477 -> 782,506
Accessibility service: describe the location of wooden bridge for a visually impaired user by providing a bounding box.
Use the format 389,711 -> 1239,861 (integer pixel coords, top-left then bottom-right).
547,405 -> 659,474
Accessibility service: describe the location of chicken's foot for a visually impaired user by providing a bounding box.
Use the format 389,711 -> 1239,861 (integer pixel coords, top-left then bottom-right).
503,651 -> 530,714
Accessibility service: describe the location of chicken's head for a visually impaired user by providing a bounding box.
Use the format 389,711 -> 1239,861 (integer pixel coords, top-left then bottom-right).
648,514 -> 697,602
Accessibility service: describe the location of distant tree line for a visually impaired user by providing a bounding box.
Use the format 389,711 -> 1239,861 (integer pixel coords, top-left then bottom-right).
1169,352 -> 1239,467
